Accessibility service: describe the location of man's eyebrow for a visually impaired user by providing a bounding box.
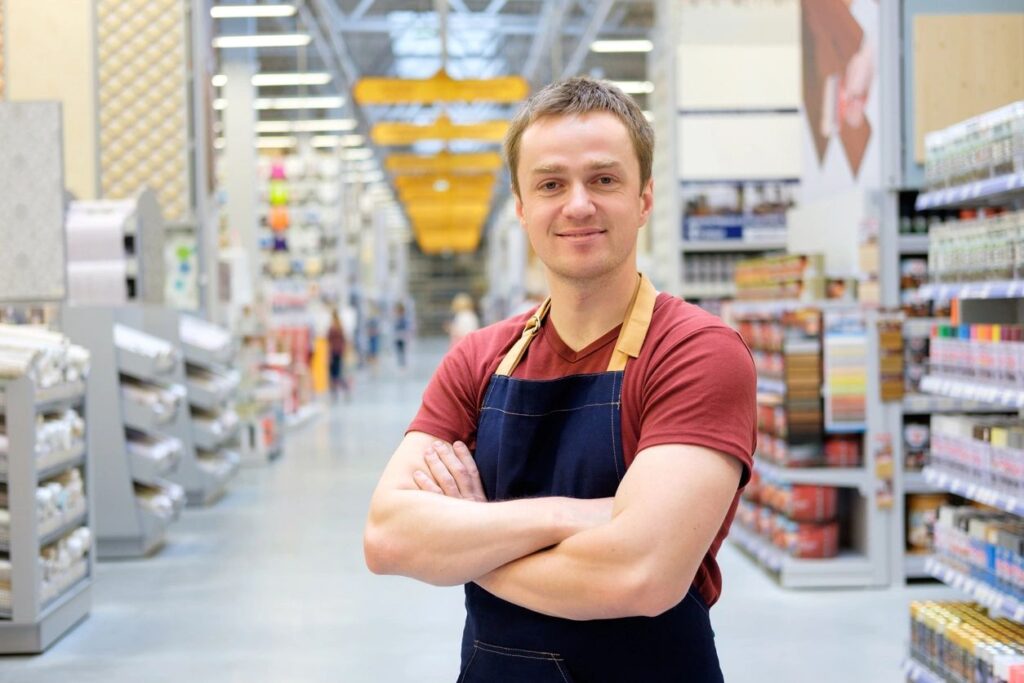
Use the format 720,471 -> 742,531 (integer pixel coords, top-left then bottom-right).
530,163 -> 568,175
529,159 -> 623,174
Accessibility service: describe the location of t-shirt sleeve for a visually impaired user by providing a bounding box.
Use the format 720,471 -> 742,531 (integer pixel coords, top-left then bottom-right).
406,338 -> 482,448
637,326 -> 757,486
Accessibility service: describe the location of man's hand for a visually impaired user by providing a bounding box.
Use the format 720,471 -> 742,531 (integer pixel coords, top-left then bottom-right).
413,440 -> 487,502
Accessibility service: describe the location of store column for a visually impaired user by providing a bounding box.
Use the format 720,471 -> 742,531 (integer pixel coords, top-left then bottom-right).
221,48 -> 260,319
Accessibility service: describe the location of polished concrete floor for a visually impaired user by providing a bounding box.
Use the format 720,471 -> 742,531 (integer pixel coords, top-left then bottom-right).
1,339 -> 955,682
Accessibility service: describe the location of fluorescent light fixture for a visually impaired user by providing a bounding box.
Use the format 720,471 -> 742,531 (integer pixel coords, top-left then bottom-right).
213,34 -> 310,49
257,136 -> 298,148
254,96 -> 344,110
292,118 -> 356,132
609,80 -> 654,95
211,74 -> 228,87
255,121 -> 291,133
590,39 -> 653,53
342,148 -> 374,161
311,136 -> 341,148
211,5 -> 296,19
252,72 -> 332,87
213,98 -> 228,110
255,119 -> 357,133
339,134 -> 365,147
361,172 -> 384,184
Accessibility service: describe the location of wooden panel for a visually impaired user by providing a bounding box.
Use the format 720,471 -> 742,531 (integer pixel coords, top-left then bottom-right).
913,14 -> 1024,162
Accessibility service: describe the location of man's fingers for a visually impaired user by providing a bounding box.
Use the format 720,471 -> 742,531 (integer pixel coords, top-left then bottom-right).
452,441 -> 486,502
413,470 -> 443,494
425,447 -> 461,497
434,441 -> 474,498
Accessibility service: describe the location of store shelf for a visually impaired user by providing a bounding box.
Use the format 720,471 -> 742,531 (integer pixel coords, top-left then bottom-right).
922,466 -> 1024,515
918,280 -> 1024,302
116,346 -> 177,384
680,282 -> 737,299
898,234 -> 930,255
122,398 -> 177,433
185,372 -> 239,411
0,441 -> 87,484
96,502 -> 169,559
901,392 -> 1015,415
0,574 -> 91,652
192,415 -> 240,452
128,447 -> 179,484
914,171 -> 1024,210
729,523 -> 876,588
902,657 -> 945,683
0,381 -> 85,414
904,470 -> 941,494
756,376 -> 787,396
926,556 -> 1024,623
181,340 -> 233,370
904,554 -> 933,580
756,461 -> 870,492
681,240 -> 787,253
920,375 -> 1024,409
902,318 -> 947,338
0,502 -> 88,554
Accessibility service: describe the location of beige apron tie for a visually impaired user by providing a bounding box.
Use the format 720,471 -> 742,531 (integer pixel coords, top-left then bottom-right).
495,274 -> 658,377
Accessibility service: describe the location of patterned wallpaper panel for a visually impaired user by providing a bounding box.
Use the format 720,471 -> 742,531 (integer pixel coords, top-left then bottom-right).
0,1 -> 6,99
97,0 -> 189,222
0,103 -> 67,301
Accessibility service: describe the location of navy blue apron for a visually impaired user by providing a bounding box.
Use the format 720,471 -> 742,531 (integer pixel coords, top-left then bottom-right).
459,275 -> 722,683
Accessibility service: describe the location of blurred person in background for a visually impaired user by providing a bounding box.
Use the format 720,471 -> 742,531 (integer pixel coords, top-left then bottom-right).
393,301 -> 411,369
327,308 -> 349,401
448,293 -> 480,347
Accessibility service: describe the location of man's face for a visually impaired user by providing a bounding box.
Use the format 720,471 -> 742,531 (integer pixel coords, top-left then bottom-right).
514,112 -> 653,285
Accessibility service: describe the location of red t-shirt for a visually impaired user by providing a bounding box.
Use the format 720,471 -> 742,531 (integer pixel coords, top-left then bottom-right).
408,292 -> 757,607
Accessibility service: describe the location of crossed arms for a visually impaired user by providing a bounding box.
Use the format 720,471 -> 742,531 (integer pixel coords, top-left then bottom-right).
363,431 -> 742,621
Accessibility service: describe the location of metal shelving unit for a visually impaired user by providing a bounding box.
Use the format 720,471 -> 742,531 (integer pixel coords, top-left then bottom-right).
0,376 -> 92,653
902,657 -> 945,683
63,307 -> 185,558
756,461 -> 871,493
926,556 -> 1024,623
921,466 -> 1024,516
178,314 -> 240,503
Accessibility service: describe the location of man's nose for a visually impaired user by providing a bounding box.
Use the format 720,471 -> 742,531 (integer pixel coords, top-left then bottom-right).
562,182 -> 596,220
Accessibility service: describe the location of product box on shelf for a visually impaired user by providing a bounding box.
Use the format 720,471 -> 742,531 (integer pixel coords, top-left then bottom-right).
909,601 -> 1024,682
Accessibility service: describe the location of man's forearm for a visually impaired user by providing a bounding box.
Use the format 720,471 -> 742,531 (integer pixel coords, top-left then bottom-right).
473,520 -> 661,621
364,490 -> 601,586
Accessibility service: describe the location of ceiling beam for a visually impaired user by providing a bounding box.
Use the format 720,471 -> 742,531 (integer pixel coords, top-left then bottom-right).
484,0 -> 509,14
348,0 -> 377,21
561,0 -> 616,78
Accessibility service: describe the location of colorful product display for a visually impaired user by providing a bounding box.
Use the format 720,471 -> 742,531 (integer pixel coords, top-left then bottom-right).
934,505 -> 1024,601
928,210 -> 1024,285
930,324 -> 1024,391
738,309 -> 824,466
906,493 -> 951,552
923,100 -> 1024,190
929,414 -> 1024,499
734,254 -> 826,301
910,601 -> 1024,682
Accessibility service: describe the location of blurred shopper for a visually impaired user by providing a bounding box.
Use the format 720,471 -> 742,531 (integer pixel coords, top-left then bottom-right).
448,293 -> 480,347
393,301 -> 411,369
365,303 -> 382,373
327,308 -> 349,401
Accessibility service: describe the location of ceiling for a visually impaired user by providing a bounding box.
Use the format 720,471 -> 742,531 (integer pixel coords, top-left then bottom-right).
214,0 -> 655,246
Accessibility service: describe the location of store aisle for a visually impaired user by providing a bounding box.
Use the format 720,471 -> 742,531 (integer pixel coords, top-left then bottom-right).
1,340 -> 953,682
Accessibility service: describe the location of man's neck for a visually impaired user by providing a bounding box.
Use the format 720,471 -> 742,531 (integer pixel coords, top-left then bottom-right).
546,268 -> 640,352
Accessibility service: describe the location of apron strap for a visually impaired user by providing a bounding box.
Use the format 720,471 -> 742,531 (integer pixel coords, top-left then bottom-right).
494,297 -> 552,377
495,274 -> 659,378
607,274 -> 657,372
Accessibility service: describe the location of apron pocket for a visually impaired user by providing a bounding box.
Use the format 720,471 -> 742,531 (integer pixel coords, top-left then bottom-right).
458,640 -> 575,683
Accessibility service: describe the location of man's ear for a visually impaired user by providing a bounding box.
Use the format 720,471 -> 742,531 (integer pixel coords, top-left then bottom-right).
514,187 -> 526,226
639,178 -> 654,224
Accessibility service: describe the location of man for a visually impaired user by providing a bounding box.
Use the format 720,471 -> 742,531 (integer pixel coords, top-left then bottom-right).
364,77 -> 756,682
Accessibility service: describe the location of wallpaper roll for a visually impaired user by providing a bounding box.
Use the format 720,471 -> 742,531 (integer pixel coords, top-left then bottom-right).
67,261 -> 128,306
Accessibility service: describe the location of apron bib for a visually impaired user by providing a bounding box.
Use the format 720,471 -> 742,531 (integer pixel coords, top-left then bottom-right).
459,275 -> 722,683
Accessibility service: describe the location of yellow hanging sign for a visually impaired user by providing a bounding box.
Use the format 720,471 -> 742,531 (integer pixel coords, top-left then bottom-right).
386,150 -> 503,175
355,69 -> 528,105
406,201 -> 491,226
371,115 -> 509,146
412,224 -> 485,254
398,179 -> 495,203
395,174 -> 495,194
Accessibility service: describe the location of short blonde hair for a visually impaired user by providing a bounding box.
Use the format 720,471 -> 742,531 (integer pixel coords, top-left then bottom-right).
451,293 -> 475,313
504,76 -> 654,198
